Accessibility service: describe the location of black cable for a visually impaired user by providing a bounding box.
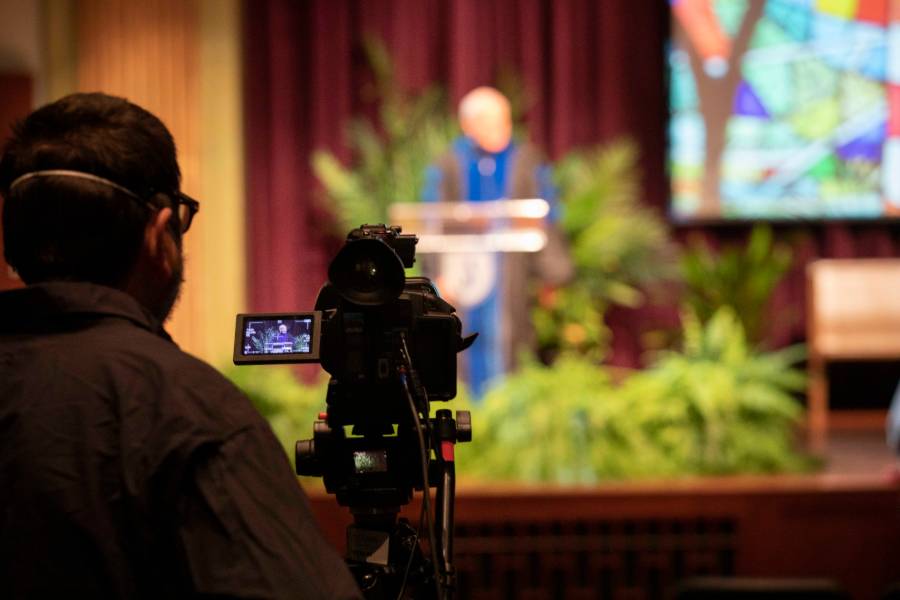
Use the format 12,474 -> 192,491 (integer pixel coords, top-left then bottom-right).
394,524 -> 419,600
393,498 -> 429,599
400,373 -> 441,600
395,495 -> 429,600
398,334 -> 442,599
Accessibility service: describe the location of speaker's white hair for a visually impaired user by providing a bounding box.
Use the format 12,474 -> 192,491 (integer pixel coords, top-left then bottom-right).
458,86 -> 510,123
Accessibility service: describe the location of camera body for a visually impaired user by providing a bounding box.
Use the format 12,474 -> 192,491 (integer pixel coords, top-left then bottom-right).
234,225 -> 474,595
235,225 -> 466,425
315,274 -> 461,427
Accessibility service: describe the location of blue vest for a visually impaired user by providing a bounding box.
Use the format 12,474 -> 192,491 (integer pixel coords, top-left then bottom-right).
423,137 -> 556,397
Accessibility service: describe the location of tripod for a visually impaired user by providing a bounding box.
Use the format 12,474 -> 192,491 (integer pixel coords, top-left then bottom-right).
297,398 -> 470,600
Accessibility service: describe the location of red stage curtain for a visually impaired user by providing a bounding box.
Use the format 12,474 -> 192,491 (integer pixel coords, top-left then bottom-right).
242,0 -> 900,366
242,0 -> 669,310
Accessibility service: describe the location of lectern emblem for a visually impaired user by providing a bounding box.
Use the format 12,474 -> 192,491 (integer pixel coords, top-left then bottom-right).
439,252 -> 497,308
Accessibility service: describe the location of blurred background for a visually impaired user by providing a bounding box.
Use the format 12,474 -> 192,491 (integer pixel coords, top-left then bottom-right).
2,1 -> 899,598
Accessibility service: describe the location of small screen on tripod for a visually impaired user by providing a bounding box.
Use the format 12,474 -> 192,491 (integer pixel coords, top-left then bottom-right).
353,450 -> 388,474
233,312 -> 321,364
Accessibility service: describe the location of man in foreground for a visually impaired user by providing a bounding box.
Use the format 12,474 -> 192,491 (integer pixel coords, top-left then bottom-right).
0,93 -> 361,599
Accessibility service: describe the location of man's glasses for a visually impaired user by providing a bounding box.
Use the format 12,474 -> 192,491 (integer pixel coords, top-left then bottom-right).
8,170 -> 201,235
168,191 -> 200,234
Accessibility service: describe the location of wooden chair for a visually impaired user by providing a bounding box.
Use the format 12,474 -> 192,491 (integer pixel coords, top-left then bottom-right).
806,258 -> 900,451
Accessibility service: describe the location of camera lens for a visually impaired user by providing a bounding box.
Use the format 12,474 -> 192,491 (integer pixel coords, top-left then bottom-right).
352,258 -> 381,292
328,238 -> 406,305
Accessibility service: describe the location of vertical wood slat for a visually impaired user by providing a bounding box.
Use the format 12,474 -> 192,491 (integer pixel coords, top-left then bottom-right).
40,0 -> 77,102
197,0 -> 246,365
75,0 -> 204,356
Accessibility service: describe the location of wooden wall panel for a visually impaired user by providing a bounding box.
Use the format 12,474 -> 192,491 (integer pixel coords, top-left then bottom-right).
75,0 -> 203,354
66,0 -> 245,364
196,0 -> 246,366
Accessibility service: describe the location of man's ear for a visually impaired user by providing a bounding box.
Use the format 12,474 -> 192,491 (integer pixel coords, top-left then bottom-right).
144,207 -> 176,274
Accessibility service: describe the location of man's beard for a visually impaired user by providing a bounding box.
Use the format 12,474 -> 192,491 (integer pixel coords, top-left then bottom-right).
156,254 -> 184,323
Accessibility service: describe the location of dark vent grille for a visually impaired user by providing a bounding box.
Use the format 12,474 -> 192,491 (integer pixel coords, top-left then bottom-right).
453,518 -> 738,600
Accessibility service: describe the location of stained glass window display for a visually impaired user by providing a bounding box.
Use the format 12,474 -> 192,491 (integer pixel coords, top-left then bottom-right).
669,0 -> 900,220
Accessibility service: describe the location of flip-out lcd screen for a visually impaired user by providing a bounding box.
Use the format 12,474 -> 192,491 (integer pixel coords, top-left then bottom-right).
233,312 -> 321,364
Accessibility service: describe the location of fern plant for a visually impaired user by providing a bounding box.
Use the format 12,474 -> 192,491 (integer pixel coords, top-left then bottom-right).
680,224 -> 792,345
458,307 -> 812,483
613,308 -> 810,477
312,38 -> 458,231
532,140 -> 675,360
456,354 -> 615,484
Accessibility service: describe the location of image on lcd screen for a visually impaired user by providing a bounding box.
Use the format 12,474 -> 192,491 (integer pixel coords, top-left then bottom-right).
669,0 -> 900,221
241,317 -> 313,356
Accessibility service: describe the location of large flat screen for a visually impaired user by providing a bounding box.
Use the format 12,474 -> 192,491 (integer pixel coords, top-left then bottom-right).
669,0 -> 900,221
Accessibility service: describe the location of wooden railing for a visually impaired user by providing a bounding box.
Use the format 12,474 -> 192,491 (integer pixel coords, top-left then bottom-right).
309,476 -> 900,599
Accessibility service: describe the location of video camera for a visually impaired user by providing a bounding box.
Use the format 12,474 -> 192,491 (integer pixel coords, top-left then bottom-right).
234,224 -> 475,599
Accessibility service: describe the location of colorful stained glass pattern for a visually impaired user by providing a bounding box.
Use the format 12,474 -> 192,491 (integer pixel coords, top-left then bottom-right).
669,0 -> 900,220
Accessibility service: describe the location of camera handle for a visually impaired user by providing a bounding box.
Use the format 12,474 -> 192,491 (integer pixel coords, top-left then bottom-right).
432,408 -> 471,599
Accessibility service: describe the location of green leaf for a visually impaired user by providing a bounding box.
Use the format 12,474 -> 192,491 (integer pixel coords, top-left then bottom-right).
309,38 -> 458,233
458,309 -> 813,483
678,224 -> 793,344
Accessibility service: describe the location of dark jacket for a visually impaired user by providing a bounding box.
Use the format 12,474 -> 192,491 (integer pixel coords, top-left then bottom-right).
0,282 -> 361,599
